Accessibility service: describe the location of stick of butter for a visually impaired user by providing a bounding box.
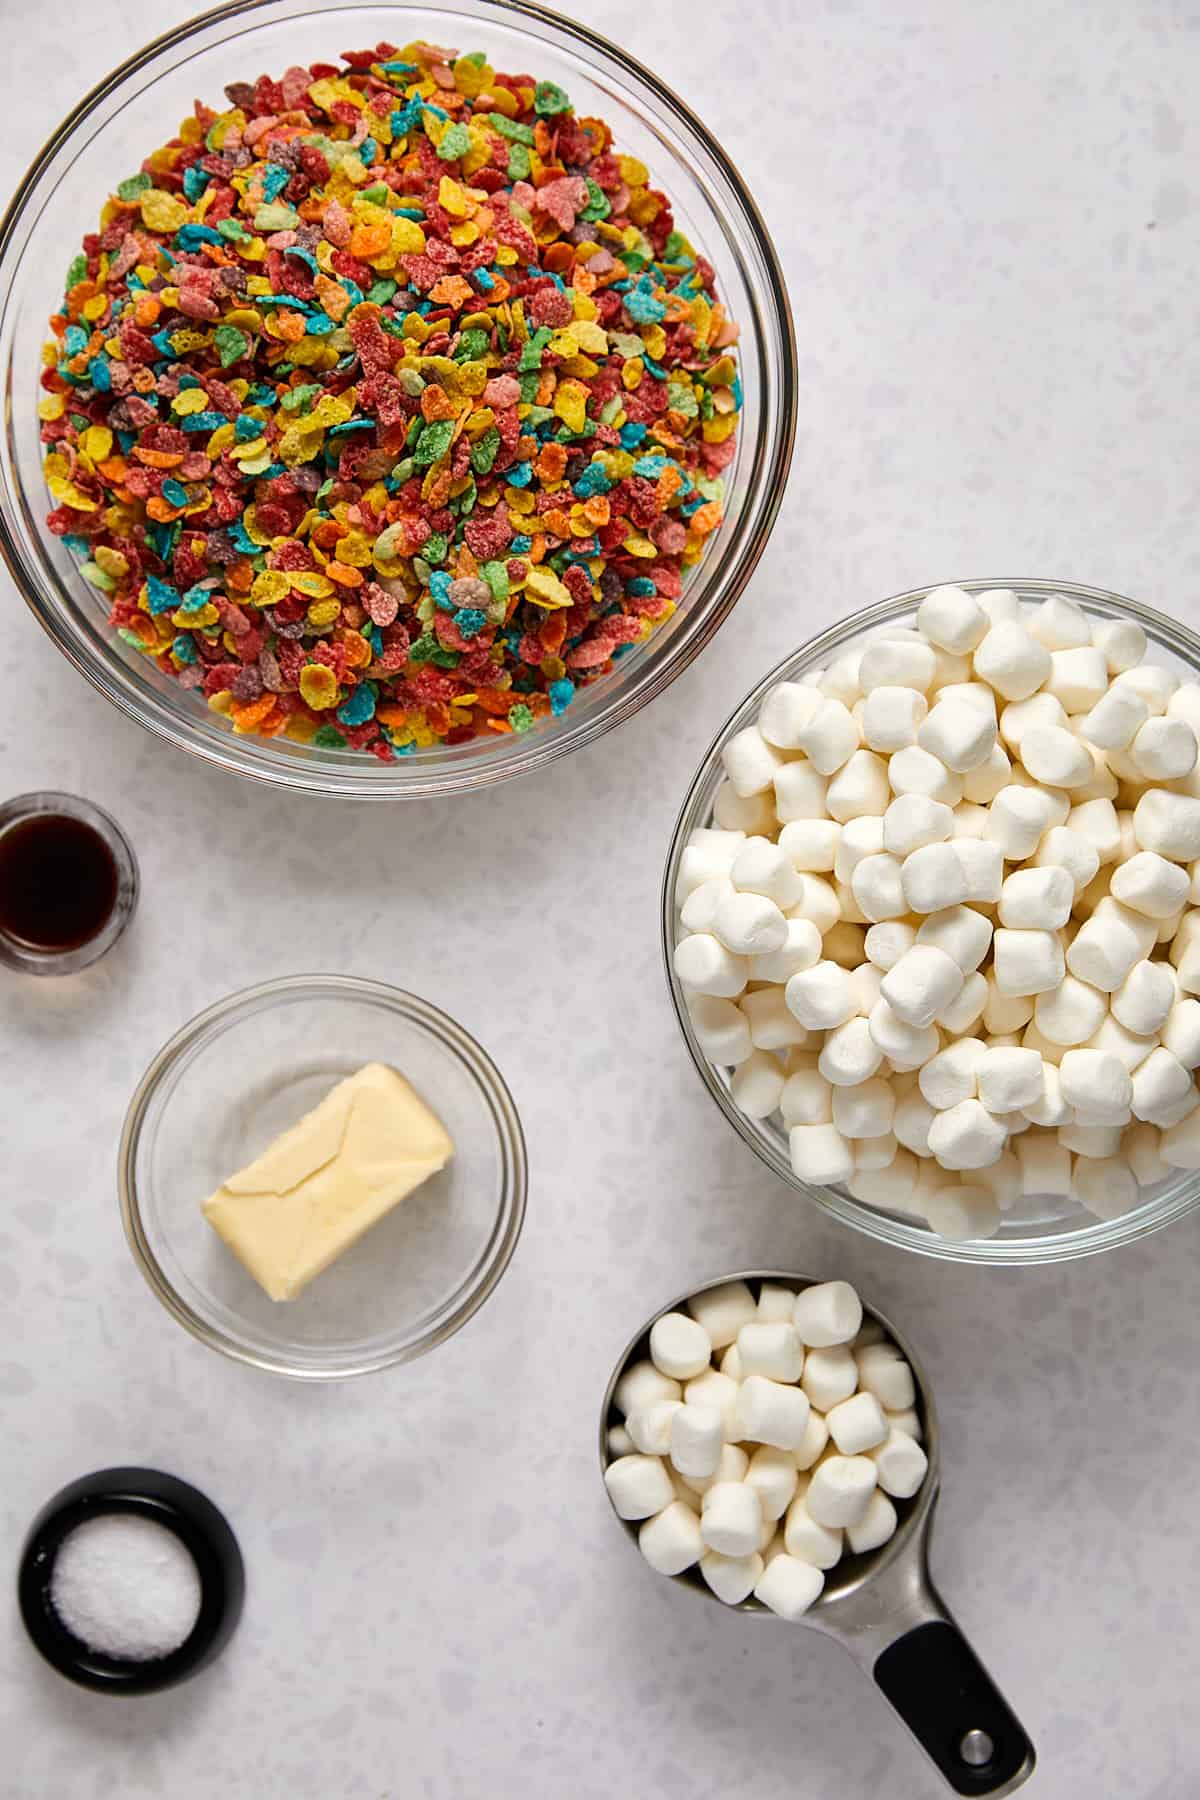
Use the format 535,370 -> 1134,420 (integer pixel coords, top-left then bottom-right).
202,1062 -> 453,1301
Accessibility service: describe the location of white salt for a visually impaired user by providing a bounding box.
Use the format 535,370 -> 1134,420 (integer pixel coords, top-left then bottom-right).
50,1514 -> 202,1661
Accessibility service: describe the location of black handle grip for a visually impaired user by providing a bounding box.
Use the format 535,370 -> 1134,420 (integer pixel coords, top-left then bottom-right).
873,1620 -> 1035,1796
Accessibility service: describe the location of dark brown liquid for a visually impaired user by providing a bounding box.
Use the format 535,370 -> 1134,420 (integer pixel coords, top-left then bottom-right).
0,814 -> 119,952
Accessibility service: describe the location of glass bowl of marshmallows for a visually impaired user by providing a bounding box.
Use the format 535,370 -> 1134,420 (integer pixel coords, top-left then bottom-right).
663,578 -> 1200,1264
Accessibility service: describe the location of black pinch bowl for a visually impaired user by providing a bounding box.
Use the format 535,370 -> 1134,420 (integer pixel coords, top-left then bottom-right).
17,1466 -> 244,1693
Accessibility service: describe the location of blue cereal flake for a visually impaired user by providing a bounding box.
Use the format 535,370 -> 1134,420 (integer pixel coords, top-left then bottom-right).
235,414 -> 263,441
549,678 -> 575,714
505,460 -> 533,488
175,223 -> 225,252
510,533 -> 532,554
88,357 -> 112,393
624,278 -> 666,325
619,422 -> 648,449
180,583 -> 216,613
161,478 -> 189,509
182,411 -> 227,432
64,325 -> 89,357
632,454 -> 670,478
182,166 -> 210,203
626,576 -> 657,597
429,569 -> 454,611
145,574 -> 181,614
453,607 -> 487,638
261,164 -> 291,202
573,461 -> 611,497
171,633 -> 199,663
337,683 -> 377,726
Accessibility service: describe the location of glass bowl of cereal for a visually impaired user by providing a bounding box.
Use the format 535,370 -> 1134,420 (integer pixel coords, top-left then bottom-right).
0,0 -> 794,798
663,578 -> 1200,1265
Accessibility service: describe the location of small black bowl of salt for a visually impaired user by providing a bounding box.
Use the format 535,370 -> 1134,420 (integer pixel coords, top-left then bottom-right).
17,1467 -> 244,1693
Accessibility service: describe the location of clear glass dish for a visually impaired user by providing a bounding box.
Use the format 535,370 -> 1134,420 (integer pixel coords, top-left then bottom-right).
118,974 -> 527,1376
662,578 -> 1200,1265
0,0 -> 795,799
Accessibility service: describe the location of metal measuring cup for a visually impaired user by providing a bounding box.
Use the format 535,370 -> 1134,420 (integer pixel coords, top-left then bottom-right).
599,1271 -> 1035,1797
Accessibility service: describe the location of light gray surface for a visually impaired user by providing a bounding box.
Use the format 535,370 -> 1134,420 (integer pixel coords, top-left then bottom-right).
2,2 -> 1199,1794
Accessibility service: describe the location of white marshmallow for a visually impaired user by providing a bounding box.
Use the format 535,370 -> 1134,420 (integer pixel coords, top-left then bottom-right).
851,852 -> 908,923
793,1411 -> 831,1473
737,1321 -> 804,1384
790,1123 -> 854,1184
1088,1013 -> 1159,1073
1069,798 -> 1123,862
788,1280 -> 862,1350
700,1548 -> 764,1605
1126,1121 -> 1170,1185
901,843 -> 969,914
882,794 -> 954,858
927,1100 -> 1007,1170
674,933 -> 749,998
937,970 -> 989,1034
888,745 -> 963,806
670,1404 -> 725,1478
779,818 -> 841,873
983,979 -> 1035,1033
881,945 -> 963,1028
1032,826 -> 1101,897
859,636 -> 937,692
687,1280 -> 757,1350
1134,790 -> 1200,861
712,889 -> 789,956
718,1345 -> 744,1381
961,742 -> 1013,804
1058,1118 -> 1123,1157
912,910 -> 990,982
893,1090 -> 937,1156
1027,591 -> 1092,650
735,1375 -> 812,1451
790,874 -> 842,934
607,1425 -> 635,1457
650,1312 -> 713,1380
1015,1130 -> 1073,1194
886,1406 -> 924,1441
783,1497 -> 843,1569
865,919 -> 918,971
713,781 -> 777,834
754,1553 -> 825,1617
759,680 -> 823,748
974,623 -> 1051,701
1093,617 -> 1147,674
1080,683 -> 1148,750
680,876 -> 737,936
732,838 -> 802,906
1033,975 -> 1107,1046
786,960 -> 857,1030
827,750 -> 891,823
1058,1049 -> 1134,1123
1161,1110 -> 1200,1167
993,928 -> 1065,996
689,995 -> 754,1066
953,802 -> 990,838
615,1360 -> 682,1419
799,1348 -> 858,1415
1129,1047 -> 1195,1127
846,1490 -> 899,1556
868,998 -> 940,1069
998,867 -> 1073,932
1113,960 -> 1176,1036
999,693 -> 1068,751
862,685 -> 928,752
826,1391 -> 888,1455
977,1046 -> 1045,1112
675,830 -> 745,902
917,584 -> 989,652
1020,725 -> 1095,789
819,1017 -> 884,1087
919,1038 -> 985,1109
1163,998 -> 1200,1067
755,1282 -> 797,1322
1074,1156 -> 1139,1220
856,1344 -> 917,1411
730,1050 -> 787,1119
1132,717 -> 1198,782
627,1401 -> 685,1456
722,726 -> 783,796
774,759 -> 830,823
745,1446 -> 800,1522
638,1502 -> 704,1575
1172,912 -> 1200,994
918,699 -> 997,774
794,699 -> 860,775
871,1429 -> 930,1498
987,786 -> 1054,860
834,816 -> 885,886
1046,645 -> 1109,712
741,987 -> 811,1050
780,1065 -> 834,1126
849,1151 -> 921,1213
977,587 -> 1023,624
954,837 -> 1005,902
700,1481 -> 764,1558
752,917 -> 823,985
806,1455 -> 878,1528
832,1079 -> 896,1140
820,652 -> 863,706
1067,897 -> 1156,991
605,1454 -> 677,1520
1110,851 -> 1190,919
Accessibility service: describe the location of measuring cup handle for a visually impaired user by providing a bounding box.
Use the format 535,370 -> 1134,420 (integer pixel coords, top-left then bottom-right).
872,1610 -> 1035,1796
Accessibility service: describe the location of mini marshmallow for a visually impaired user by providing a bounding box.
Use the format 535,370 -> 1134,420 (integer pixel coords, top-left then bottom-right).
1027,591 -> 1092,649
679,876 -> 738,937
986,786 -> 1054,860
670,1404 -> 725,1478
859,635 -> 938,692
883,794 -> 954,859
1110,851 -> 1191,919
977,1046 -> 1045,1112
832,1079 -> 896,1140
893,1091 -> 938,1157
783,1497 -> 843,1570
732,839 -> 803,907
856,1344 -> 917,1411
1067,897 -> 1156,991
835,816 -> 885,884
851,852 -> 907,923
819,1017 -> 884,1087
881,945 -> 963,1027
735,1375 -> 812,1451
1163,998 -> 1200,1066
789,1120 -> 855,1185
1130,1047 -> 1195,1127
888,745 -> 963,806
713,781 -> 778,835
754,1553 -> 826,1618
1172,913 -> 1200,994
790,875 -> 842,935
826,1391 -> 888,1455
737,1321 -> 805,1383
871,1429 -> 930,1498
917,905 -> 993,973
852,964 -> 885,1016
1112,960 -> 1176,1036
1074,1156 -> 1138,1221
615,1360 -> 682,1418
1132,716 -> 1198,782
700,1481 -> 764,1557
998,867 -> 1073,931
793,1410 -> 831,1473
866,920 -> 918,972
1094,617 -> 1148,674
962,742 -> 1013,804
954,837 -> 1005,901
1033,975 -> 1108,1046
919,1038 -> 986,1109
605,1454 -> 677,1520
801,1346 -> 859,1411
689,996 -> 754,1066
756,1282 -> 797,1322
1134,790 -> 1200,862
1020,724 -> 1095,789
868,998 -> 940,1068
1046,645 -> 1109,711
730,1051 -> 788,1119
1161,1110 -> 1200,1168
753,918 -> 824,986
784,963 -> 856,1034
675,837 -> 745,907
978,588 -> 1023,624
845,1490 -> 898,1556
718,1346 -> 744,1381
953,802 -> 990,837
779,818 -> 841,874
1015,1130 -> 1073,1194
700,1549 -> 764,1605
820,651 -> 864,706
992,928 -> 1065,996
687,1280 -> 758,1349
780,1066 -> 835,1126
1058,1049 -> 1134,1122
1088,1014 -> 1158,1073
827,750 -> 891,824
712,890 -> 789,957
739,988 -> 810,1052
1058,1118 -> 1124,1157
722,726 -> 783,796
774,760 -> 830,823
862,685 -> 928,752
1126,1122 -> 1170,1185
917,584 -> 989,652
974,622 -> 1052,702
638,1502 -> 704,1576
1070,798 -> 1123,862
794,698 -> 861,775
937,971 -> 989,1034
650,1312 -> 714,1380
607,1425 -> 635,1457
627,1401 -> 685,1456
999,692 -> 1068,750
806,1455 -> 877,1528
984,981 -> 1036,1035
887,1407 -> 924,1441
674,933 -> 749,998
849,1151 -> 921,1213
792,1280 -> 863,1347
745,1447 -> 800,1522
900,843 -> 969,914
759,680 -> 824,748
918,698 -> 997,773
927,1100 -> 1007,1170
1080,682 -> 1148,750
1033,826 -> 1101,898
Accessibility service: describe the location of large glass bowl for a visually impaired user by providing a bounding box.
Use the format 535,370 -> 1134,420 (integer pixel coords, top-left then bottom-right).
0,0 -> 795,799
118,975 -> 527,1376
663,578 -> 1200,1265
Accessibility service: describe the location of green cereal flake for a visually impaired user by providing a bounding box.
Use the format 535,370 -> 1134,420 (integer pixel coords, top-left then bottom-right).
487,114 -> 535,145
506,144 -> 531,182
65,253 -> 87,288
116,172 -> 153,200
312,724 -> 347,747
436,123 -> 472,161
214,325 -> 249,367
469,426 -> 500,474
481,560 -> 509,603
534,81 -> 570,116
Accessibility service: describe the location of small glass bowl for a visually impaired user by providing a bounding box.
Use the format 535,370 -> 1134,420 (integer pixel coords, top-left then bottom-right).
0,791 -> 138,975
0,0 -> 795,799
663,578 -> 1200,1266
119,975 -> 527,1376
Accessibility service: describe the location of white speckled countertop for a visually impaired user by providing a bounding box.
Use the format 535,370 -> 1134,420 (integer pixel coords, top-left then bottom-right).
3,2 -> 1200,1794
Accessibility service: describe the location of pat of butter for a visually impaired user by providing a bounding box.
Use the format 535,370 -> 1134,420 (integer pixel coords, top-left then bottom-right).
202,1062 -> 453,1301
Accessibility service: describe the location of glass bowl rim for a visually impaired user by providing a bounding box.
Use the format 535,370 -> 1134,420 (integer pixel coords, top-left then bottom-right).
117,971 -> 529,1376
661,575 -> 1200,1266
0,0 -> 797,800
